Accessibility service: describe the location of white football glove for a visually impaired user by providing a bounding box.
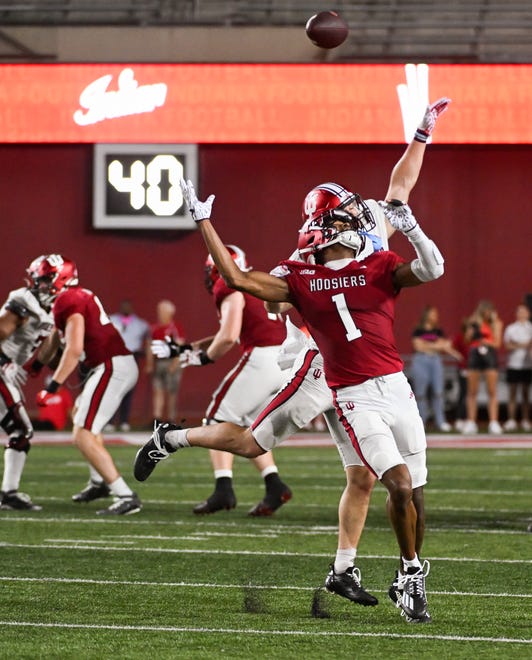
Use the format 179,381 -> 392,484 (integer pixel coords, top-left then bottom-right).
151,336 -> 190,359
415,97 -> 451,143
179,178 -> 215,222
379,201 -> 418,234
179,348 -> 214,368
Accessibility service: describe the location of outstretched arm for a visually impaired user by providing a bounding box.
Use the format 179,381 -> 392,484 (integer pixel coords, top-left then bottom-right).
384,97 -> 451,236
179,179 -> 291,304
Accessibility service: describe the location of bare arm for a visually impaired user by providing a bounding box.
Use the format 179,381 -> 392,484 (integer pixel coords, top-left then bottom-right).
198,219 -> 292,303
202,292 -> 244,361
0,308 -> 21,341
49,313 -> 84,384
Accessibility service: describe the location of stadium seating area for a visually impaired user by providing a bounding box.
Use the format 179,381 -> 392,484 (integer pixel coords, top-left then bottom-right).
0,0 -> 530,62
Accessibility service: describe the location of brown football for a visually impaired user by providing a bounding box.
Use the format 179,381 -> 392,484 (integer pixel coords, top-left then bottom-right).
305,11 -> 349,49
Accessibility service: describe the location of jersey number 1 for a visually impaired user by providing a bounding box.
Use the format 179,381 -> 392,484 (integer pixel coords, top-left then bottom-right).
331,293 -> 362,341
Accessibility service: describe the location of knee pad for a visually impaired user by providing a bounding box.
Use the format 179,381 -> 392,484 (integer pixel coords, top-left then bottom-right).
7,434 -> 31,453
405,450 -> 427,489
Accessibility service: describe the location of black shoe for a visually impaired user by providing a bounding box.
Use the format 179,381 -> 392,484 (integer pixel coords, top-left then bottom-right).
0,490 -> 42,511
96,493 -> 142,516
134,421 -> 179,481
397,561 -> 430,621
389,568 -> 432,623
324,564 -> 378,606
72,480 -> 111,503
193,489 -> 237,515
248,483 -> 293,517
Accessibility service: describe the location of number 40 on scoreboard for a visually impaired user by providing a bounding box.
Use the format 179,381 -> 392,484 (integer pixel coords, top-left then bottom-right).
93,144 -> 198,229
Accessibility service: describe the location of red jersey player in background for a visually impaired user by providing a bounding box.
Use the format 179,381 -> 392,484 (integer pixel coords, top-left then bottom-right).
152,245 -> 292,516
33,255 -> 141,515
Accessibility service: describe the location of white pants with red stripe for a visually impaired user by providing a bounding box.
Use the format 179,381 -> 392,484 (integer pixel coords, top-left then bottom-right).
73,354 -> 138,434
332,371 -> 427,487
204,345 -> 285,426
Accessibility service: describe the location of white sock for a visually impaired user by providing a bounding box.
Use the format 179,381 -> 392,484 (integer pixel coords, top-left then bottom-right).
260,466 -> 278,478
402,554 -> 422,572
334,547 -> 357,573
2,448 -> 26,492
88,464 -> 104,484
214,469 -> 233,479
165,428 -> 190,449
109,477 -> 133,498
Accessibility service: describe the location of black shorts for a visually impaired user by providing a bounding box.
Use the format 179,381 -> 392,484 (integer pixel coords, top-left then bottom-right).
467,346 -> 498,371
506,368 -> 532,385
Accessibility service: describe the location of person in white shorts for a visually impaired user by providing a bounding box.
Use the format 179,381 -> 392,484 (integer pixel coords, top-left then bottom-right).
33,254 -> 141,516
136,98 -> 450,621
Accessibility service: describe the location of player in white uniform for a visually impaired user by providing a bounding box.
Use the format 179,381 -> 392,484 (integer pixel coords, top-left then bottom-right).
0,257 -> 58,510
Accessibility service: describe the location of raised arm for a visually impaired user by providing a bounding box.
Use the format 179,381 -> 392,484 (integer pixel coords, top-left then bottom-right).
180,179 -> 291,304
384,97 -> 451,236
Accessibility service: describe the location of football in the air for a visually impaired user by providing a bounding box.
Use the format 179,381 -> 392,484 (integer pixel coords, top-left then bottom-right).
305,11 -> 349,49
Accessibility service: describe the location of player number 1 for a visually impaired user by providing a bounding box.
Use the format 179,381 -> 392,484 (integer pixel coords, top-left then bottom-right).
331,293 -> 362,341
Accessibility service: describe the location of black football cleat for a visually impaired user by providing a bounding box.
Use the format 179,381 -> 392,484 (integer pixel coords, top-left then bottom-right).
248,483 -> 293,517
134,421 -> 179,481
72,480 -> 111,503
0,490 -> 42,511
193,489 -> 237,515
97,493 -> 142,516
324,564 -> 378,606
396,561 -> 431,622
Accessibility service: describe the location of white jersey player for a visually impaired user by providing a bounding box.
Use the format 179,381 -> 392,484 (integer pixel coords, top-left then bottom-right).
0,260 -> 56,510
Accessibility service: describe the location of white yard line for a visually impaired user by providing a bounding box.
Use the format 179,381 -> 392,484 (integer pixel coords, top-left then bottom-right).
0,620 -> 529,644
0,576 -> 530,599
1,542 -> 530,564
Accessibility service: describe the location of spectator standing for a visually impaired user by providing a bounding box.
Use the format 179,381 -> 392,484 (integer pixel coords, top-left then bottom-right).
451,319 -> 470,431
145,300 -> 186,422
410,305 -> 461,431
503,303 -> 532,431
462,300 -> 503,434
109,299 -> 150,431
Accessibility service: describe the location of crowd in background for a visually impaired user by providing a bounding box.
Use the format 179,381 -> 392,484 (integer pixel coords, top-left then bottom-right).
25,295 -> 532,436
408,298 -> 532,434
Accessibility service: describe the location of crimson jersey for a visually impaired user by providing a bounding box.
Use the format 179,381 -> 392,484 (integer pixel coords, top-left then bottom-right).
53,287 -> 130,368
212,278 -> 286,351
273,251 -> 406,388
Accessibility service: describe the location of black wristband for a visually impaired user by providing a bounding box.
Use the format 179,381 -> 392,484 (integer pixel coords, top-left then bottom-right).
30,359 -> 45,374
199,350 -> 214,365
46,379 -> 61,394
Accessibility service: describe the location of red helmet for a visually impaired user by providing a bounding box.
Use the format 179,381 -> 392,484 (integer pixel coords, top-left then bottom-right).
298,182 -> 375,262
204,244 -> 250,293
26,254 -> 79,308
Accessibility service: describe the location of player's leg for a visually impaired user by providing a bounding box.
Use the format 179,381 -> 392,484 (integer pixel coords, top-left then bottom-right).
192,446 -> 237,514
336,374 -> 430,621
0,385 -> 41,511
73,356 -> 141,515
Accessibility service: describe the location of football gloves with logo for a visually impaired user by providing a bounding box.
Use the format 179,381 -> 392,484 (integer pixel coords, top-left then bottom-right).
151,336 -> 191,359
379,200 -> 419,235
414,97 -> 451,143
179,178 -> 215,222
179,348 -> 214,368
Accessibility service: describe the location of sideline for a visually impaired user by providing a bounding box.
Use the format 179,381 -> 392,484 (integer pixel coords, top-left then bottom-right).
31,431 -> 532,450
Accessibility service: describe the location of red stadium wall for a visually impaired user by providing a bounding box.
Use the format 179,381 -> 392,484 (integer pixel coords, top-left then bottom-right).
1,143 -> 529,423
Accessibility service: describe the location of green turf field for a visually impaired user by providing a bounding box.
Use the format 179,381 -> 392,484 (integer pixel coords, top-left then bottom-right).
0,443 -> 530,658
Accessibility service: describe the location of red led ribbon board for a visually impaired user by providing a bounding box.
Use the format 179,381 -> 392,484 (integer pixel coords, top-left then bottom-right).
0,63 -> 530,143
